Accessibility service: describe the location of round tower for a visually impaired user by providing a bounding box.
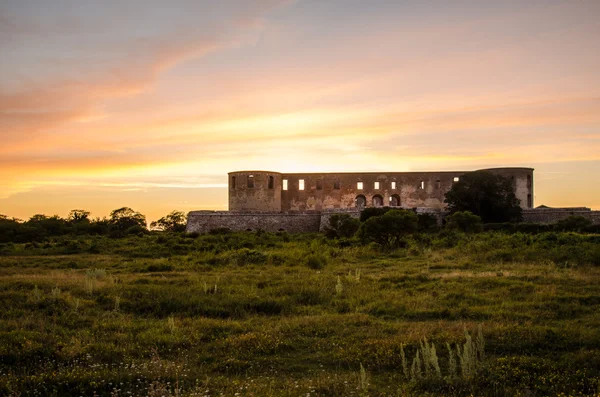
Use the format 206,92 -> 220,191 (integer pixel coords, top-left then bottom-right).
228,171 -> 282,211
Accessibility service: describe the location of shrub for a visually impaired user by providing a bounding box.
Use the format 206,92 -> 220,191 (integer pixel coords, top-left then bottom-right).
445,211 -> 483,233
305,253 -> 328,269
357,209 -> 418,249
417,213 -> 439,231
359,207 -> 392,222
324,214 -> 360,239
555,215 -> 593,232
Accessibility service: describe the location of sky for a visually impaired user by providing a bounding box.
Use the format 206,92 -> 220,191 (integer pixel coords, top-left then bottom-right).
1,0 -> 599,222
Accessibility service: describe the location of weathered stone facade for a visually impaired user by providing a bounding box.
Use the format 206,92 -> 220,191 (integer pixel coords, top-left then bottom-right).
187,167 -> 544,234
228,167 -> 534,212
522,207 -> 600,224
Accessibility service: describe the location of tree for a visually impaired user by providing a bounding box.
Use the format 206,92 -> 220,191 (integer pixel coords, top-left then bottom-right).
150,210 -> 187,232
444,171 -> 522,223
360,207 -> 391,222
323,214 -> 360,239
357,209 -> 418,249
445,211 -> 483,233
68,209 -> 90,223
109,207 -> 147,233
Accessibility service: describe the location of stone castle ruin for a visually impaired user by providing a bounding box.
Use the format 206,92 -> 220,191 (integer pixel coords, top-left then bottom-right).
186,167 -> 599,233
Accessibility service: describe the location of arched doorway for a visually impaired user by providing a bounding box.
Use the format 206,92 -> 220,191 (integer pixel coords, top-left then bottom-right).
390,194 -> 400,207
355,195 -> 366,208
372,194 -> 383,207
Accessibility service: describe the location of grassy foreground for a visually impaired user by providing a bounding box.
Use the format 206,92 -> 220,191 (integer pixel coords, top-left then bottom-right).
1,231 -> 599,396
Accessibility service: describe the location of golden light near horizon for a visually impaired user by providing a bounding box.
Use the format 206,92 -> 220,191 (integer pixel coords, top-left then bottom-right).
1,0 -> 600,222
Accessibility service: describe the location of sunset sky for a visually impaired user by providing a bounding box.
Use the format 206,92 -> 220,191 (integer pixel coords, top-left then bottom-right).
2,0 -> 600,222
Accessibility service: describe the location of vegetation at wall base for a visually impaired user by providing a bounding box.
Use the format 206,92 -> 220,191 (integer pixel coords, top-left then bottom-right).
1,226 -> 599,396
444,170 -> 523,223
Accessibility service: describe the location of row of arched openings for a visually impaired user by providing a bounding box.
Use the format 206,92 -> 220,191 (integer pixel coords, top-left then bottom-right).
355,194 -> 400,208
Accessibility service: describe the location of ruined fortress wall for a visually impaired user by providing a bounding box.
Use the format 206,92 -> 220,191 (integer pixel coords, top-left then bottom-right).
522,208 -> 600,224
186,211 -> 322,233
485,168 -> 533,209
280,171 -> 460,211
279,168 -> 533,212
228,171 -> 282,212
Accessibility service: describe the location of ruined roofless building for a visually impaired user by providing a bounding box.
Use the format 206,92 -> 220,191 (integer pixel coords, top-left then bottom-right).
227,168 -> 534,212
186,167 -> 538,233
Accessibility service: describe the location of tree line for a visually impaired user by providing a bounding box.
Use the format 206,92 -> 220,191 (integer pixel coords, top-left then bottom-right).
0,208 -> 187,243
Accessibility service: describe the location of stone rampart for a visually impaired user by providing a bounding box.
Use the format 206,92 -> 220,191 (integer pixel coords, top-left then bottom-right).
522,208 -> 600,225
186,207 -> 600,234
186,211 -> 322,234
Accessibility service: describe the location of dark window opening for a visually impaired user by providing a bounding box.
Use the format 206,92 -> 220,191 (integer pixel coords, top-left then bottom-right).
527,194 -> 532,208
527,175 -> 532,188
355,195 -> 366,208
247,175 -> 254,188
316,179 -> 323,190
268,175 -> 274,189
372,195 -> 383,207
333,180 -> 341,189
231,176 -> 236,189
436,180 -> 441,189
390,194 -> 401,207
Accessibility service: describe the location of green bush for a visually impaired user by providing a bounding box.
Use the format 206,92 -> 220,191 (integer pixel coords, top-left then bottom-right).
359,207 -> 392,222
357,209 -> 418,249
305,253 -> 328,269
445,211 -> 483,233
323,214 -> 360,239
555,215 -> 593,232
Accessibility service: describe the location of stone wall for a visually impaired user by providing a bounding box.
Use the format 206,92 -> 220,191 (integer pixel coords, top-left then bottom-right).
186,211 -> 322,234
228,171 -> 282,212
186,207 -> 600,235
522,208 -> 600,225
227,167 -> 534,212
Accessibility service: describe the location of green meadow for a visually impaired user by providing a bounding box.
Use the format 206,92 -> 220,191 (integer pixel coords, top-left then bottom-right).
1,230 -> 599,396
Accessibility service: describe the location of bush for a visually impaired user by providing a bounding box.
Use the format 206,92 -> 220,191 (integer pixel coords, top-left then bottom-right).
323,214 -> 360,239
305,254 -> 328,269
417,213 -> 439,231
359,207 -> 392,222
357,209 -> 418,249
445,211 -> 483,233
555,216 -> 593,232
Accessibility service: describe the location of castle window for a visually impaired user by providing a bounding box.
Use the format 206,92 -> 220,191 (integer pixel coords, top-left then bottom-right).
436,180 -> 441,189
231,176 -> 236,189
390,194 -> 400,207
372,194 -> 383,207
268,175 -> 274,189
374,181 -> 380,190
527,175 -> 532,188
333,180 -> 340,189
453,177 -> 460,182
419,181 -> 425,190
316,180 -> 323,190
355,195 -> 366,208
527,194 -> 532,208
283,179 -> 288,190
391,181 -> 396,190
299,179 -> 305,190
357,181 -> 363,190
247,175 -> 254,188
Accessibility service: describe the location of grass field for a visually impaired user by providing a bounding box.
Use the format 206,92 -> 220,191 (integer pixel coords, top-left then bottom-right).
1,230 -> 599,396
